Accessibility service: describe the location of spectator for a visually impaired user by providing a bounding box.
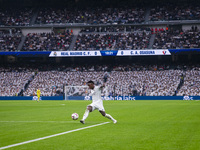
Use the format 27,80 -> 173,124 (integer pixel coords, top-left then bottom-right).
152,28 -> 200,49
35,7 -> 145,24
150,5 -> 200,21
0,8 -> 33,26
0,34 -> 21,51
74,31 -> 150,50
22,31 -> 73,51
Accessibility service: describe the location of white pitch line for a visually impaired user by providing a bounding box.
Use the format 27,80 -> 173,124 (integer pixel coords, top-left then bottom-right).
0,122 -> 110,150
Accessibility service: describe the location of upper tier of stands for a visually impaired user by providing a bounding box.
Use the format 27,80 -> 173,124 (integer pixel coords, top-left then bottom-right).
36,7 -> 145,24
74,32 -> 150,50
152,28 -> 200,49
0,34 -> 22,51
150,5 -> 200,21
22,31 -> 73,51
0,8 -> 33,26
1,26 -> 199,51
0,4 -> 199,51
0,5 -> 200,26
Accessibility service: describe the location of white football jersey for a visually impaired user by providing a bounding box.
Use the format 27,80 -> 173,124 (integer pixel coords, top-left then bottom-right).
90,86 -> 102,104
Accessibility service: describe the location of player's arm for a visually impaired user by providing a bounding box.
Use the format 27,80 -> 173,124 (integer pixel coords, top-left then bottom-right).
89,90 -> 94,96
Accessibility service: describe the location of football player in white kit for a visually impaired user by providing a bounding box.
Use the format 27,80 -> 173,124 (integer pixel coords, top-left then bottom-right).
80,79 -> 117,124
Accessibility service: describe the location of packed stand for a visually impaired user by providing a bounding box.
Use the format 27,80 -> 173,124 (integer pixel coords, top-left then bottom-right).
109,70 -> 181,96
152,27 -> 200,49
0,30 -> 10,35
177,68 -> 200,96
80,26 -> 151,33
24,71 -> 105,96
74,31 -> 151,50
0,67 -> 34,96
0,28 -> 22,35
35,7 -> 145,24
114,32 -> 150,50
150,5 -> 200,21
80,26 -> 125,33
10,28 -> 22,35
2,64 -> 198,97
0,8 -> 33,26
24,64 -> 183,96
22,31 -> 73,51
0,34 -> 21,51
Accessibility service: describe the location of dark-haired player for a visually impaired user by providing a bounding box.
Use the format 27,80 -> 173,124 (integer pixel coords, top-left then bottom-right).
80,76 -> 117,124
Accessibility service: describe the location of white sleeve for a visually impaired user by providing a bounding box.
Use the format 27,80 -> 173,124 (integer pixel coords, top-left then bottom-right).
97,85 -> 103,90
89,90 -> 95,96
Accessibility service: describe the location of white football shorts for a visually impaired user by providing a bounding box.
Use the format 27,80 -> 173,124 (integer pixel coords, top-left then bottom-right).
88,102 -> 105,112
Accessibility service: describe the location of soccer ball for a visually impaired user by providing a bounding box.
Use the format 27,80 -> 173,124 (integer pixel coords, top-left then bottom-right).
71,113 -> 79,120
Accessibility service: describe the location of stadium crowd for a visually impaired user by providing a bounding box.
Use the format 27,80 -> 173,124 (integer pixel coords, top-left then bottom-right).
80,26 -> 151,33
0,30 -> 10,35
0,29 -> 22,35
109,70 -> 182,96
150,5 -> 200,21
0,4 -> 199,26
0,67 -> 34,96
23,70 -> 182,96
21,64 -> 185,96
35,7 -> 145,24
22,31 -> 73,51
24,71 -> 104,96
80,26 -> 126,33
1,64 -> 199,97
0,34 -> 21,51
153,28 -> 200,49
177,69 -> 200,96
0,8 -> 33,26
74,31 -> 150,50
1,26 -> 199,51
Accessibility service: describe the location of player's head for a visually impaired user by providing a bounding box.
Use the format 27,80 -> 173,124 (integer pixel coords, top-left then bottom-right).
87,80 -> 94,89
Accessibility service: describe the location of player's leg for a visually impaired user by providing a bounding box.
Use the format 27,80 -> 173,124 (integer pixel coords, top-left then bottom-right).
99,110 -> 117,123
80,105 -> 93,124
98,104 -> 117,124
37,95 -> 40,102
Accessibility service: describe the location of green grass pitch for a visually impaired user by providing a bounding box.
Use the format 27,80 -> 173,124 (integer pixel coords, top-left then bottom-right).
0,100 -> 200,150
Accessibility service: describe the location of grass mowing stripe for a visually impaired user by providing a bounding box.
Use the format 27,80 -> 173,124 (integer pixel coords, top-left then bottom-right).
0,121 -> 107,124
0,121 -> 91,123
0,122 -> 110,150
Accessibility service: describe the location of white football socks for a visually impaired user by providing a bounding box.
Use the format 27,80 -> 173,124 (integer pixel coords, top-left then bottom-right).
82,110 -> 117,123
82,109 -> 90,121
105,114 -> 115,121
